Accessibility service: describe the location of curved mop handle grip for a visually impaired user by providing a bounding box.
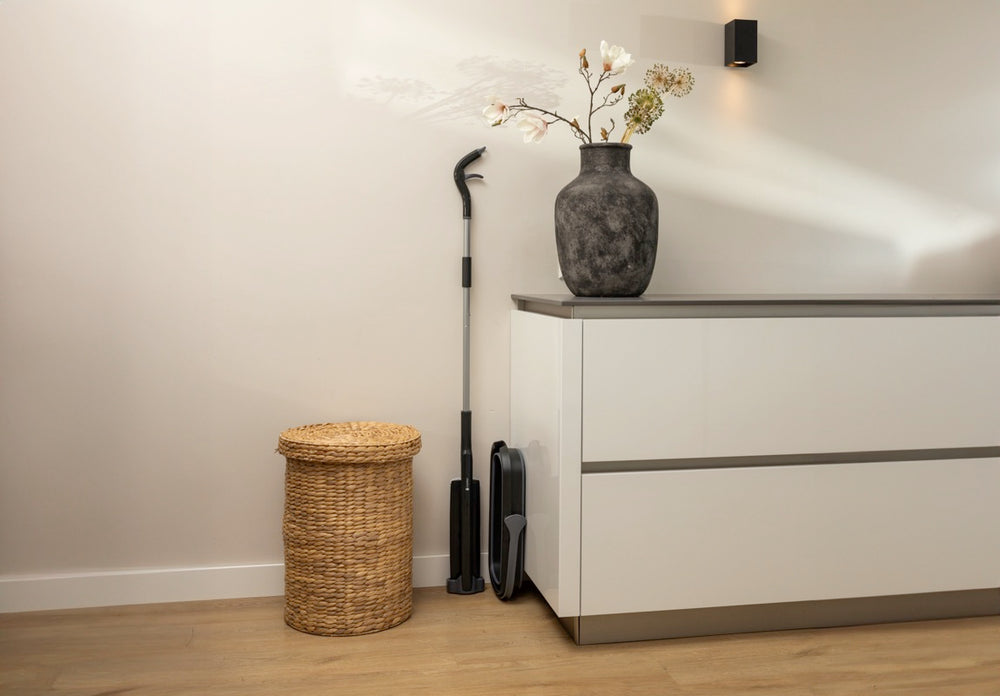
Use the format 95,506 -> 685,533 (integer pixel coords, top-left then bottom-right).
454,146 -> 486,219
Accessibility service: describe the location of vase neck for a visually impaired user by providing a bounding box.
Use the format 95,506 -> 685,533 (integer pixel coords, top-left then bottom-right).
579,143 -> 632,174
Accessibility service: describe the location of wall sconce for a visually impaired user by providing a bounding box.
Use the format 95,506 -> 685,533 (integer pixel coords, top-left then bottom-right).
725,19 -> 757,67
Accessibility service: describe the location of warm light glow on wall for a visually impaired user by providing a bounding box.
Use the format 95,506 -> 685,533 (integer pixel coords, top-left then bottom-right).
648,123 -> 997,259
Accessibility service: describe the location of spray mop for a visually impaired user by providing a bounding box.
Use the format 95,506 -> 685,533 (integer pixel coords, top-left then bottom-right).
447,146 -> 527,599
447,146 -> 487,594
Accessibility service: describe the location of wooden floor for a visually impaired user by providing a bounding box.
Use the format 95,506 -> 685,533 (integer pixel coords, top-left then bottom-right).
2,586 -> 1000,695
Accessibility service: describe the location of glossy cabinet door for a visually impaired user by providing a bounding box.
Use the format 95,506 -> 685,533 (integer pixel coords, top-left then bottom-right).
581,316 -> 1000,463
580,458 -> 1000,616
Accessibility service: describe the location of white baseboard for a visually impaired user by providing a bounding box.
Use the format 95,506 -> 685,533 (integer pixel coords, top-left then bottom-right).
0,564 -> 286,613
0,553 -> 489,613
412,552 -> 489,589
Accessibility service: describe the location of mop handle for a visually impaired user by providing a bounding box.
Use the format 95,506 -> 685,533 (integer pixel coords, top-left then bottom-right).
454,147 -> 486,418
454,146 -> 486,220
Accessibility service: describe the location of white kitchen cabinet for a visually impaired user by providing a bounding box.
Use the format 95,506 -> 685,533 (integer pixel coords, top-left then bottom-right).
509,294 -> 1000,644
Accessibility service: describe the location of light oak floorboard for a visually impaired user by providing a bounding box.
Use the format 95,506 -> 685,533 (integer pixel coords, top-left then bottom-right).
2,586 -> 999,695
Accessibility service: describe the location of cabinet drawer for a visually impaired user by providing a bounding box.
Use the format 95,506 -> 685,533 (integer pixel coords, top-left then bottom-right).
581,316 -> 1000,462
579,458 -> 1000,617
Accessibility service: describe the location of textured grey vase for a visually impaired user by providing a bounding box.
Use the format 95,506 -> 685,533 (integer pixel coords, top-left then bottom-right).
554,143 -> 658,297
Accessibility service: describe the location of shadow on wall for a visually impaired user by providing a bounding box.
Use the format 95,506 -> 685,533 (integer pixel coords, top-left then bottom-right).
631,89 -> 998,293
646,187 -> 904,294
907,232 -> 1000,293
638,16 -> 725,67
354,57 -> 568,126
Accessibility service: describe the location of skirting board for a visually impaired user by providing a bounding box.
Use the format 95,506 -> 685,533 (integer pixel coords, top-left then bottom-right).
0,553 -> 484,613
559,589 -> 1000,645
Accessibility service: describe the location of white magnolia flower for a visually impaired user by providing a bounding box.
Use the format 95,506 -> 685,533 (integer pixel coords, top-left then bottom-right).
517,114 -> 548,143
600,40 -> 634,75
483,96 -> 509,125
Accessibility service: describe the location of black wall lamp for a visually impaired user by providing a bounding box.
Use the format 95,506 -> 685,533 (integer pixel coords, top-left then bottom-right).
725,19 -> 757,67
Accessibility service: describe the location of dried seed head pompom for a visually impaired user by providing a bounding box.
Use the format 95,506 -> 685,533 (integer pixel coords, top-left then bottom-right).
669,68 -> 694,97
644,64 -> 675,94
624,88 -> 664,136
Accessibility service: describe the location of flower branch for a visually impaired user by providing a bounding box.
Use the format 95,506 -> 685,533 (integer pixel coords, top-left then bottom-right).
484,41 -> 694,146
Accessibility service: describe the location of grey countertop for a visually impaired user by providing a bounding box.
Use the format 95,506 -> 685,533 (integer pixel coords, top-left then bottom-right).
511,293 -> 1000,318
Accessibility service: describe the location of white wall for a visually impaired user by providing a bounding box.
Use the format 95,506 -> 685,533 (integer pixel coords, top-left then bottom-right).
2,0 -> 998,610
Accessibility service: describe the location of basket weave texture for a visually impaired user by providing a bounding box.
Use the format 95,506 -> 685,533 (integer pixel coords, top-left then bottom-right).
278,422 -> 421,636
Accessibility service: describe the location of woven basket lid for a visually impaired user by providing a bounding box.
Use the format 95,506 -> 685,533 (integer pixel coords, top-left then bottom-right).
277,421 -> 421,464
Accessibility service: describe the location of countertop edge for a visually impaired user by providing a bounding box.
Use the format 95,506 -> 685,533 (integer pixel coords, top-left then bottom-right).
511,293 -> 1000,319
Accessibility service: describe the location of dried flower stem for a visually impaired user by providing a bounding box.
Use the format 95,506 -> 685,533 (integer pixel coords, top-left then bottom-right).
578,57 -> 623,143
508,100 -> 588,142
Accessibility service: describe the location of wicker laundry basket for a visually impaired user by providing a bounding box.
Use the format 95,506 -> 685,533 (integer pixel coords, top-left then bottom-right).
277,421 -> 421,636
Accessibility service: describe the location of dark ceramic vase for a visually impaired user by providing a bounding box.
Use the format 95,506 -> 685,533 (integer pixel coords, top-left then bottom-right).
554,143 -> 658,297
